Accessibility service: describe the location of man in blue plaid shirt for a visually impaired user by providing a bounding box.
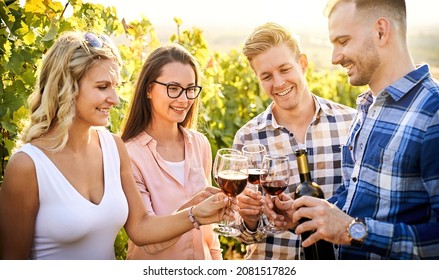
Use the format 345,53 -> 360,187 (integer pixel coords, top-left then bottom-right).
271,0 -> 439,259
232,22 -> 356,259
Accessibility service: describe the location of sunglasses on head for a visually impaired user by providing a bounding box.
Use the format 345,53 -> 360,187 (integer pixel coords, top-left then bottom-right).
84,32 -> 115,49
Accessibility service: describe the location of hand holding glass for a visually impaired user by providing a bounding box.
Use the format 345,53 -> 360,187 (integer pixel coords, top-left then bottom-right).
259,155 -> 290,235
241,144 -> 266,230
212,150 -> 248,236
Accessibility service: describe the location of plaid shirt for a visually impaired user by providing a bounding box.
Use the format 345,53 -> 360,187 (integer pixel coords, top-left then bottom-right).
233,94 -> 356,259
331,64 -> 439,259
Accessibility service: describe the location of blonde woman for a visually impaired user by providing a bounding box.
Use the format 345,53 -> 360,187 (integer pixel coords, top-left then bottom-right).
0,31 -> 230,260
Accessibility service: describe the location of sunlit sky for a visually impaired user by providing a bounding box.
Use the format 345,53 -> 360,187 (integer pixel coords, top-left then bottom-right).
84,0 -> 439,32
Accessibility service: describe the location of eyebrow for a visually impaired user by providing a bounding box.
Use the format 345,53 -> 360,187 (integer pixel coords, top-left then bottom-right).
258,63 -> 291,76
166,81 -> 196,86
330,34 -> 349,44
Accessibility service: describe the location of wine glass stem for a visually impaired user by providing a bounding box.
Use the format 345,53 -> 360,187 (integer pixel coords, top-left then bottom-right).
224,197 -> 234,227
269,195 -> 277,227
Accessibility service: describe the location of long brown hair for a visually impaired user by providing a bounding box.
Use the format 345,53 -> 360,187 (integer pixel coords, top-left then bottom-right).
121,44 -> 201,142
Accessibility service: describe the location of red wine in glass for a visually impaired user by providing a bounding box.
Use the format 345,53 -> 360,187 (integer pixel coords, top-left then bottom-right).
217,170 -> 248,197
212,151 -> 248,236
261,179 -> 288,196
247,168 -> 265,185
258,154 -> 290,235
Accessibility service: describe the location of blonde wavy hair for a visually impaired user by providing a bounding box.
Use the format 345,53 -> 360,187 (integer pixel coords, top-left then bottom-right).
18,31 -> 122,152
242,22 -> 301,67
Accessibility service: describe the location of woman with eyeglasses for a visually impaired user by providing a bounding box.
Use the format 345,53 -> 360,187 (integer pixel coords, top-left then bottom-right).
121,44 -> 223,260
0,31 -> 231,260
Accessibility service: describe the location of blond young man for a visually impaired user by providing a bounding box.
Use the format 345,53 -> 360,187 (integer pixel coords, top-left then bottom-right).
233,22 -> 356,259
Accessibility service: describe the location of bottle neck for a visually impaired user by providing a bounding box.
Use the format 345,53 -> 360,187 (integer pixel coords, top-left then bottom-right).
299,172 -> 312,183
296,150 -> 312,183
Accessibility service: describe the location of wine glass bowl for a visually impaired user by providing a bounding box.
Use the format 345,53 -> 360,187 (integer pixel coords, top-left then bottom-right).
259,154 -> 290,235
260,179 -> 288,196
213,148 -> 241,184
242,144 -> 266,186
212,151 -> 248,236
217,169 -> 248,197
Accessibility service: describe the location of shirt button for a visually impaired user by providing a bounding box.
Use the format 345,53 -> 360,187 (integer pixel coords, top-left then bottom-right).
349,146 -> 353,150
352,177 -> 357,182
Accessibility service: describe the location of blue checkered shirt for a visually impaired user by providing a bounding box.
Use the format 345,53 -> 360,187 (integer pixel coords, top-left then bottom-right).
330,64 -> 439,259
233,94 -> 356,259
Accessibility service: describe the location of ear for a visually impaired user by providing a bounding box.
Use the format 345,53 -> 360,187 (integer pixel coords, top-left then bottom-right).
298,53 -> 309,73
375,17 -> 390,46
146,84 -> 152,98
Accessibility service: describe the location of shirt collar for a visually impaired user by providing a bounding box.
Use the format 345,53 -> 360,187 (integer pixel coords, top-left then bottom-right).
385,64 -> 431,102
356,64 -> 431,106
253,94 -> 333,131
136,126 -> 193,146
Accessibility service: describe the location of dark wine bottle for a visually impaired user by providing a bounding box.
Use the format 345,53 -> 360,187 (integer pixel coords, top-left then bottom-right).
293,149 -> 335,260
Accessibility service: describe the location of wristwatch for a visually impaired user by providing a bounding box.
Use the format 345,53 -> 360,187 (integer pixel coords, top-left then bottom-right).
347,217 -> 368,247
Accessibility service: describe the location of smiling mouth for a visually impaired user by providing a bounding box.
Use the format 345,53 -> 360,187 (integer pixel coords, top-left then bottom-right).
342,62 -> 354,74
97,108 -> 110,113
170,106 -> 187,112
275,86 -> 293,97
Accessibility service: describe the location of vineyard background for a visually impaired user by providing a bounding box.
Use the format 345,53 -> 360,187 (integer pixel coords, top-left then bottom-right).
1,0 -> 438,259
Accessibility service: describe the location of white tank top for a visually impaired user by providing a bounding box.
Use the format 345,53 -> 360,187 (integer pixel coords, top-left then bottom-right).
19,129 -> 129,259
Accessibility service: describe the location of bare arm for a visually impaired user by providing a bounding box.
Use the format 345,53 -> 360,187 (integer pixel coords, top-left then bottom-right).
177,186 -> 221,211
114,135 -> 228,246
0,152 -> 39,259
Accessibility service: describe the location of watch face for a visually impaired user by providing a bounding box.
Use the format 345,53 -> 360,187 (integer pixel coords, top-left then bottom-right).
350,222 -> 367,240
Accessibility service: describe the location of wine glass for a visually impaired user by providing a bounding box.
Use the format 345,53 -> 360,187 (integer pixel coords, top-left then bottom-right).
242,144 -> 266,191
213,152 -> 248,236
241,144 -> 266,231
259,154 -> 290,235
212,148 -> 241,184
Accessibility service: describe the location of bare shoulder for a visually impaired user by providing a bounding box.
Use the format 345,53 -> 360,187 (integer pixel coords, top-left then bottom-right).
1,151 -> 38,201
110,133 -> 127,154
4,151 -> 36,177
110,133 -> 131,165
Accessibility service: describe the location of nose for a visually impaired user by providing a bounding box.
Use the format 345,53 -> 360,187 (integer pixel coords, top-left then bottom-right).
331,47 -> 342,65
272,73 -> 285,87
108,88 -> 120,106
177,89 -> 189,101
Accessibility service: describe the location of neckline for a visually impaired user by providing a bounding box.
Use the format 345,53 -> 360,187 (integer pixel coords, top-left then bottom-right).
27,131 -> 106,207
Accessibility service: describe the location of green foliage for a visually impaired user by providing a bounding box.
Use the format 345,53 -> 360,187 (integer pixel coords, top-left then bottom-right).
114,227 -> 129,260
0,0 -> 362,260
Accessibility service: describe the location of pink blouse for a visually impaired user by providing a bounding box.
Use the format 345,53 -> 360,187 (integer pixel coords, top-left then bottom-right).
124,128 -> 222,260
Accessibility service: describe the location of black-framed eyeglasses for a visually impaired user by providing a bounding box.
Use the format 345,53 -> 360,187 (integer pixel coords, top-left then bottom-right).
84,32 -> 115,49
152,80 -> 202,100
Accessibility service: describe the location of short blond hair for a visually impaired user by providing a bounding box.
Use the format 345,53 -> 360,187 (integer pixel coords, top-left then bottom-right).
242,22 -> 301,65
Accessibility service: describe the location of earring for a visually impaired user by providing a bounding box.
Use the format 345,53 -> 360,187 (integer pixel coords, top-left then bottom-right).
147,92 -> 151,99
